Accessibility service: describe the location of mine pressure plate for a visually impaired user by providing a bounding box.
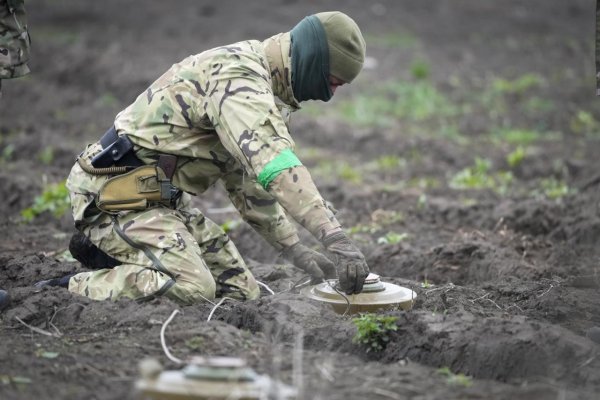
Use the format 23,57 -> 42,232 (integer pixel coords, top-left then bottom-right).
135,356 -> 296,400
301,273 -> 416,315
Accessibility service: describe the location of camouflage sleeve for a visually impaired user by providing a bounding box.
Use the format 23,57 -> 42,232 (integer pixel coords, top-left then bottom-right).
0,0 -> 31,79
221,169 -> 300,250
205,53 -> 340,242
204,54 -> 295,178
269,165 -> 341,241
597,0 -> 600,95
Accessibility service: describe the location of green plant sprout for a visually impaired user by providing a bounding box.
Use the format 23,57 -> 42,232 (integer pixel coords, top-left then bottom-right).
494,128 -> 540,146
21,180 -> 70,222
410,58 -> 430,80
1,143 -> 15,163
352,313 -> 398,352
538,177 -> 573,200
417,193 -> 428,209
185,336 -> 205,351
334,80 -> 456,127
491,73 -> 543,95
376,154 -> 405,170
570,110 -> 599,136
506,146 -> 526,168
220,219 -> 242,233
377,231 -> 409,245
38,147 -> 55,165
314,160 -> 362,184
437,366 -> 473,387
450,158 -> 513,195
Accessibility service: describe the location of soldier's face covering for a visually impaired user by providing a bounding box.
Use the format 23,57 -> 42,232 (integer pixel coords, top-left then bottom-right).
290,16 -> 332,102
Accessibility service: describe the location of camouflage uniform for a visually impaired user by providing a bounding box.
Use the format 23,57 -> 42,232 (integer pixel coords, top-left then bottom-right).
597,0 -> 600,95
0,0 -> 30,86
67,32 -> 340,304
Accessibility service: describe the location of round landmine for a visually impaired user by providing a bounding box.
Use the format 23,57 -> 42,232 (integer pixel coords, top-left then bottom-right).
301,273 -> 416,315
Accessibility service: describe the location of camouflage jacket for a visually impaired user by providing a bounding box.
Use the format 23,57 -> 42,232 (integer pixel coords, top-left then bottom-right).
75,33 -> 340,249
0,0 -> 30,79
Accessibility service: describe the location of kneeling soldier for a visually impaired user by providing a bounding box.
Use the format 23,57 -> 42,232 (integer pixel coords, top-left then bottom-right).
49,12 -> 370,304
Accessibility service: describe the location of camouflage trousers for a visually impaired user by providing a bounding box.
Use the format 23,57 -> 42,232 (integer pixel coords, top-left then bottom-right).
69,196 -> 260,305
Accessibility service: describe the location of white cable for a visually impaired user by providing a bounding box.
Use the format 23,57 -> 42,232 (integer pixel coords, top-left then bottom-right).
160,309 -> 183,364
256,280 -> 275,295
207,297 -> 235,322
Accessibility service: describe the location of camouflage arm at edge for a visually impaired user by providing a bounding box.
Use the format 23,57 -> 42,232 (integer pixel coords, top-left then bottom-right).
222,169 -> 300,250
269,165 -> 341,241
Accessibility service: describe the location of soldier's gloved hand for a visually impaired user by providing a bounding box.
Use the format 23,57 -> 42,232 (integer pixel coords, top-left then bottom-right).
282,243 -> 336,283
322,231 -> 370,295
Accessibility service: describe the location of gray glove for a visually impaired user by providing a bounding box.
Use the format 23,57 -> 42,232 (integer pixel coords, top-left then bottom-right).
282,243 -> 336,282
322,231 -> 370,295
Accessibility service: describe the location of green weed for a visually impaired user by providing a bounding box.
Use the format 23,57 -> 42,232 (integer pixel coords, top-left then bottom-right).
570,110 -> 599,135
388,81 -> 455,121
410,59 -> 430,80
21,180 -> 70,222
417,193 -> 428,209
96,93 -> 119,108
449,158 -> 513,195
491,73 -> 543,95
338,163 -> 362,183
185,336 -> 204,351
0,143 -> 15,162
494,128 -> 540,146
314,161 -> 362,184
220,219 -> 242,233
335,80 -> 455,127
38,147 -> 55,165
524,97 -> 554,114
377,231 -> 409,245
376,154 -> 405,170
481,74 -> 544,120
449,157 -> 493,189
420,279 -> 432,289
437,367 -> 473,387
506,146 -> 526,168
407,177 -> 440,189
352,313 -> 398,352
537,177 -> 573,200
348,224 -> 378,235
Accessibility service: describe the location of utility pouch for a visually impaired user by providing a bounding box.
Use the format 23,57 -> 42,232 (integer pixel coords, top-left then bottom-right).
96,165 -> 171,212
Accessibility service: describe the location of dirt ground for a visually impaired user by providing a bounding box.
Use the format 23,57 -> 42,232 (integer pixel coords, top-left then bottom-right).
1,0 -> 600,399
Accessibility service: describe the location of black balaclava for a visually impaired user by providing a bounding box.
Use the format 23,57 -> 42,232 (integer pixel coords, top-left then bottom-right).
290,15 -> 332,102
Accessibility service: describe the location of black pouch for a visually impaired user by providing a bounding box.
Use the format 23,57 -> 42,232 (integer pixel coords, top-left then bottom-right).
91,134 -> 135,168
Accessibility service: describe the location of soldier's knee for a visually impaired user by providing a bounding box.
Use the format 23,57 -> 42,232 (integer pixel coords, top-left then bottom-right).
169,279 -> 216,305
245,285 -> 260,301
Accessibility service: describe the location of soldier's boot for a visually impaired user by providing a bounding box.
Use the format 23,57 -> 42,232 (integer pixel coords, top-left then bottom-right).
0,289 -> 9,311
69,231 -> 121,269
34,274 -> 76,289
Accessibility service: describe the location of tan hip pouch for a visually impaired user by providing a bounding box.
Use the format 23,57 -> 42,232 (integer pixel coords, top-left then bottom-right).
96,165 -> 170,212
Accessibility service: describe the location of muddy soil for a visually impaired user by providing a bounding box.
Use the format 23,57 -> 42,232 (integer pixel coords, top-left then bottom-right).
1,0 -> 600,399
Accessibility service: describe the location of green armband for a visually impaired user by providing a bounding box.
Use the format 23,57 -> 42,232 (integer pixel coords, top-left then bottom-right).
257,148 -> 302,189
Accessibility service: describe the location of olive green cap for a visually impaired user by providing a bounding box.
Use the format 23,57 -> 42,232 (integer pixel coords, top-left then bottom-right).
315,11 -> 366,83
